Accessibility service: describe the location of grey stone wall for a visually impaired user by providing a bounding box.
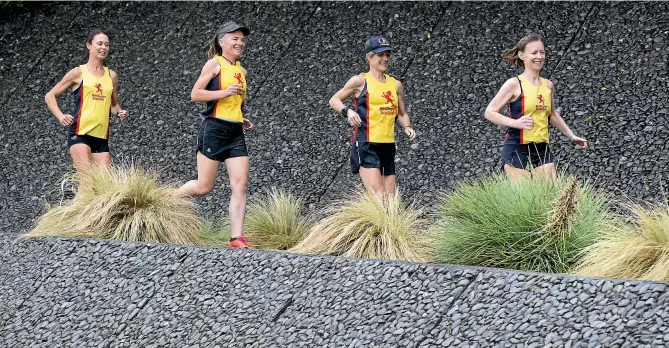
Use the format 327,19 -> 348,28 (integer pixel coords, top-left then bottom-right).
1,237 -> 668,347
1,3 -> 668,346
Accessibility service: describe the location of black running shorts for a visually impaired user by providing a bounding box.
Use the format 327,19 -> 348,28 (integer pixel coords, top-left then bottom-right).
67,133 -> 109,153
502,142 -> 553,170
351,141 -> 396,176
197,117 -> 248,162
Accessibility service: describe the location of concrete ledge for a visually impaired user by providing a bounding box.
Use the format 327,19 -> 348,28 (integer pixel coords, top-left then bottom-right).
1,237 -> 667,347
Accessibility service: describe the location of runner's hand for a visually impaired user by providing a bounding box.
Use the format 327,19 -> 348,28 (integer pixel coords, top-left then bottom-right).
243,118 -> 254,133
514,115 -> 534,130
404,126 -> 416,141
223,83 -> 244,97
57,113 -> 74,126
571,135 -> 588,149
118,109 -> 129,120
347,109 -> 362,127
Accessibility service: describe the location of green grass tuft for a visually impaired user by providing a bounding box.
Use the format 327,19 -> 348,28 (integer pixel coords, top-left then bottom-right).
199,219 -> 232,247
432,172 -> 616,273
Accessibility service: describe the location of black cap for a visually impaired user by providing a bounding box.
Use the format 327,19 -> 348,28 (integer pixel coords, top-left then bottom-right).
364,36 -> 393,54
217,21 -> 250,38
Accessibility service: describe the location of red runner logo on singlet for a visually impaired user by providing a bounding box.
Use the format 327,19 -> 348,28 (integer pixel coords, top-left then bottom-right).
536,94 -> 547,110
380,91 -> 396,116
382,91 -> 394,105
92,83 -> 106,101
234,73 -> 244,86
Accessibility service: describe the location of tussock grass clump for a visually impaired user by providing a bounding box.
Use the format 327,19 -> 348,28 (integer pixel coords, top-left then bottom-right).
433,172 -> 616,273
243,188 -> 311,250
573,204 -> 669,281
25,164 -> 202,245
55,168 -> 80,203
290,190 -> 431,262
199,219 -> 231,247
197,189 -> 309,249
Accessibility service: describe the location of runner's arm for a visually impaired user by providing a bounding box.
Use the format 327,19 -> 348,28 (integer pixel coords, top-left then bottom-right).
547,80 -> 587,147
329,75 -> 365,113
546,80 -> 574,138
396,80 -> 416,141
191,59 -> 238,103
45,67 -> 81,120
484,78 -> 521,128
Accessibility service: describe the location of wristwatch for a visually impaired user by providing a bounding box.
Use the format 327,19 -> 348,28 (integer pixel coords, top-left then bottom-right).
341,106 -> 350,118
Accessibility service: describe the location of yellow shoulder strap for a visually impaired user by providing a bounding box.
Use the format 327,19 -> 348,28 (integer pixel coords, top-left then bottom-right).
80,65 -> 90,79
214,55 -> 225,66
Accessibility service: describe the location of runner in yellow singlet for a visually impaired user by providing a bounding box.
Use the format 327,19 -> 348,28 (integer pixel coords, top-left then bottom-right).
484,33 -> 587,180
329,36 -> 417,196
177,21 -> 254,249
45,30 -> 129,178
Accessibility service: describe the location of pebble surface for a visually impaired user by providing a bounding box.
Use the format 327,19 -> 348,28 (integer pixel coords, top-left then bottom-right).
1,2 -> 668,346
1,238 -> 668,347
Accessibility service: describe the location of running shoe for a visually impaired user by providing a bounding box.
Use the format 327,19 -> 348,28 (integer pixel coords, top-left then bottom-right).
228,236 -> 250,248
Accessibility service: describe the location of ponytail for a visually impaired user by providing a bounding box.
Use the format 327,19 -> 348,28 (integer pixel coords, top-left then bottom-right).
502,33 -> 543,68
207,34 -> 223,59
502,47 -> 522,68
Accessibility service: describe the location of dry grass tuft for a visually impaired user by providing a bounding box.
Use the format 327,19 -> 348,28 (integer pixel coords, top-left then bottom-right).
25,163 -> 202,245
242,188 -> 311,250
290,190 -> 432,262
573,204 -> 669,281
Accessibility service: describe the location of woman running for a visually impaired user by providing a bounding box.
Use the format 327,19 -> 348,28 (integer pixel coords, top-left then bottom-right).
484,33 -> 587,180
45,29 -> 128,178
329,36 -> 416,196
177,21 -> 254,249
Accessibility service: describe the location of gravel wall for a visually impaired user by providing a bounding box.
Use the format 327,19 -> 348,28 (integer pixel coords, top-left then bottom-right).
1,1 -> 667,236
1,3 -> 668,346
1,237 -> 668,347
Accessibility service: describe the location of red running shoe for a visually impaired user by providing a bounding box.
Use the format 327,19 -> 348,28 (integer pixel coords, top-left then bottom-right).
228,236 -> 250,248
